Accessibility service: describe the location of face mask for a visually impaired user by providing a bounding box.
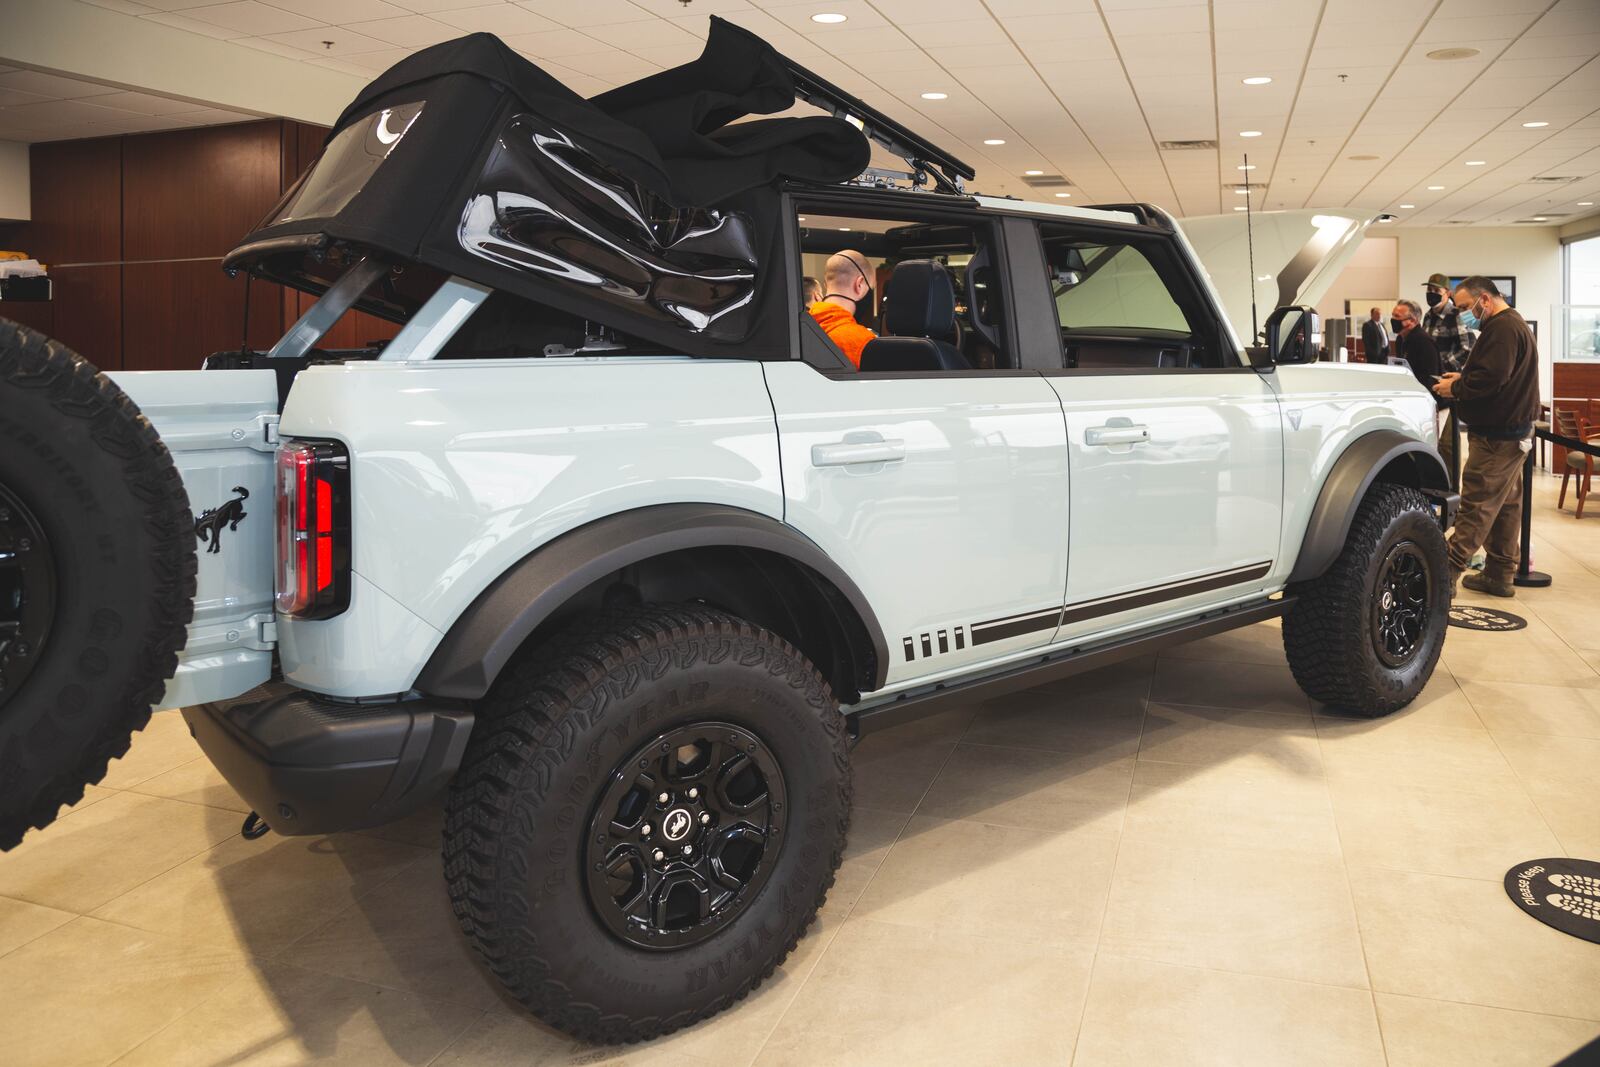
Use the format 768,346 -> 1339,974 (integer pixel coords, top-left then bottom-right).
1457,303 -> 1479,331
1425,291 -> 1443,307
1391,318 -> 1405,334
854,287 -> 874,327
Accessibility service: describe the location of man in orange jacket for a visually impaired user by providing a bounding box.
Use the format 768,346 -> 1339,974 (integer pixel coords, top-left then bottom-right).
808,249 -> 876,367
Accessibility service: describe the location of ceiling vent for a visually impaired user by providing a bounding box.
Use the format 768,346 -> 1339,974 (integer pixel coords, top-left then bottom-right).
1444,220 -> 1473,225
1020,173 -> 1073,188
1159,139 -> 1217,151
1530,176 -> 1579,183
1515,214 -> 1567,223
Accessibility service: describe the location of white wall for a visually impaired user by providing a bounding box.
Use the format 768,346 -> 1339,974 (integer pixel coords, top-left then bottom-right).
1393,225 -> 1562,400
0,140 -> 28,223
1314,235 -> 1397,337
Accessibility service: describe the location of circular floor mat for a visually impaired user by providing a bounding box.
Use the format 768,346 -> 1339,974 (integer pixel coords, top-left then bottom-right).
1505,858 -> 1600,944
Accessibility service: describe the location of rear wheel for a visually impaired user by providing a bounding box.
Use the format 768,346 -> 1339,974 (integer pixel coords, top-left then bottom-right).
1283,484 -> 1449,716
444,603 -> 850,1044
0,318 -> 196,849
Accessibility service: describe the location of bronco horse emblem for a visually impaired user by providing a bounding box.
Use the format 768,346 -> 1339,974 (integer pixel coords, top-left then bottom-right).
195,487 -> 249,555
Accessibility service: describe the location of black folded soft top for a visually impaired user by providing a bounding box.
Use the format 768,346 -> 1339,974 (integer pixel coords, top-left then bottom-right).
226,18 -> 882,359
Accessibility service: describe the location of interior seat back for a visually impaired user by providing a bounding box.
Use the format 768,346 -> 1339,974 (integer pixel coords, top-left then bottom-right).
859,259 -> 969,372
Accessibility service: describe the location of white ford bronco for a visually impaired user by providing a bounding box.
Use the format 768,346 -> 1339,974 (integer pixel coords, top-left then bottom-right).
0,19 -> 1456,1043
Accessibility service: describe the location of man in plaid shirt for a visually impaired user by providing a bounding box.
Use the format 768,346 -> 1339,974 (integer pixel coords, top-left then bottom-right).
1422,272 -> 1476,370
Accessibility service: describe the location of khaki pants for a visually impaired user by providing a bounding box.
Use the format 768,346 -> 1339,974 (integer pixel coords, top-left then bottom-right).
1448,434 -> 1526,580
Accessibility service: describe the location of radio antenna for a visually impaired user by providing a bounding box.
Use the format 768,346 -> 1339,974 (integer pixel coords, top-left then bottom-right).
1243,152 -> 1259,343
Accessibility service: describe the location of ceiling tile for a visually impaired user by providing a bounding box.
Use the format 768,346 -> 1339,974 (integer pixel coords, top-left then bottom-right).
432,4 -> 559,35
345,14 -> 460,48
264,0 -> 409,20
178,2 -> 322,35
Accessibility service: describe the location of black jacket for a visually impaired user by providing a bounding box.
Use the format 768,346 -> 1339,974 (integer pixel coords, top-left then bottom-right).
1395,326 -> 1440,393
1361,318 -> 1388,360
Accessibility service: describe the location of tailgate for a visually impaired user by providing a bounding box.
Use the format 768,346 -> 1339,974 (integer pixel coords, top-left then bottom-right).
107,370 -> 279,708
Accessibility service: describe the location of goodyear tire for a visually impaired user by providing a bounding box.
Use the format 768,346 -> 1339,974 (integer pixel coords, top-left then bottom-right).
443,603 -> 850,1044
1283,484 -> 1449,716
0,318 -> 196,849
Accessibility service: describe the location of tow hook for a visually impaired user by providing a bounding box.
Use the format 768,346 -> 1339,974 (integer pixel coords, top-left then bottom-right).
241,811 -> 271,840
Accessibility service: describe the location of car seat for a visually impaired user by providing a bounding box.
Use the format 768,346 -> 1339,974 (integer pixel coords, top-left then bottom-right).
858,259 -> 970,372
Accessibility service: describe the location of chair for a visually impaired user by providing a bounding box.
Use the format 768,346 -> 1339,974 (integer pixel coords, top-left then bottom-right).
1555,406 -> 1598,519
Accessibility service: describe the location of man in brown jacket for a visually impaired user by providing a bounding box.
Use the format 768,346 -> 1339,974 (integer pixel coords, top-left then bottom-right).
1431,276 -> 1539,597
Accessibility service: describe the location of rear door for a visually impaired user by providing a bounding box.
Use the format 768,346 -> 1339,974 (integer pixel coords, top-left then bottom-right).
107,370 -> 279,707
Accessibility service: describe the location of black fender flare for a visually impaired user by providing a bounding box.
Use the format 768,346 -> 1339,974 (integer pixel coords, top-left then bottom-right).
1287,429 -> 1455,583
415,503 -> 890,700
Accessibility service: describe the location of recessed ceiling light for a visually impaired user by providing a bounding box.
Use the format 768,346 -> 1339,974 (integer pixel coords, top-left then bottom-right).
1240,130 -> 1262,138
1426,47 -> 1480,61
811,12 -> 847,24
1054,192 -> 1071,197
838,226 -> 849,231
1348,154 -> 1380,161
1522,121 -> 1549,128
1465,160 -> 1486,166
1532,216 -> 1548,221
1427,185 -> 1445,190
1024,169 -> 1044,175
798,216 -> 807,221
1237,164 -> 1256,171
1399,204 -> 1415,209
1580,201 -> 1595,206
983,138 -> 1006,145
920,91 -> 947,100
1242,76 -> 1272,85
1234,206 -> 1248,211
1234,188 -> 1251,195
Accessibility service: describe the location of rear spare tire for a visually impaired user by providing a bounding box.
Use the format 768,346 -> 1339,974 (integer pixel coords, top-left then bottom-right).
0,318 -> 197,849
444,603 -> 851,1043
1282,483 -> 1449,716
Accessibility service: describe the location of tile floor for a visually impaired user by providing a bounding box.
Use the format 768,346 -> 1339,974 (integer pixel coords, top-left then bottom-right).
3,471 -> 1599,1067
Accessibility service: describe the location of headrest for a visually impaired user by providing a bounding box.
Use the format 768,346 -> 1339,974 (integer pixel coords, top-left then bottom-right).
882,259 -> 956,341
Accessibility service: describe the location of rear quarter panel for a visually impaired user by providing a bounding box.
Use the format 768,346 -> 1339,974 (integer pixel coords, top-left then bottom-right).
1271,362 -> 1439,586
275,357 -> 783,697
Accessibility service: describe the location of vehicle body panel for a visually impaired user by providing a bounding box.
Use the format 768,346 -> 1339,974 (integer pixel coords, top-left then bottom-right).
1043,368 -> 1284,640
274,356 -> 784,696
106,370 -> 279,709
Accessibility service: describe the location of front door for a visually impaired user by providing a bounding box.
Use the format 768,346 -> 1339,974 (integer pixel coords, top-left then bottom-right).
1028,222 -> 1284,641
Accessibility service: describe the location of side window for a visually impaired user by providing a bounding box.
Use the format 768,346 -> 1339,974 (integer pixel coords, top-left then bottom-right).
1040,224 -> 1212,370
795,207 -> 1009,373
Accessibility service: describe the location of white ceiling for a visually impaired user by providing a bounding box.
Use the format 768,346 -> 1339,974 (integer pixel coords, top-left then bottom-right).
0,66 -> 259,141
44,0 -> 1600,227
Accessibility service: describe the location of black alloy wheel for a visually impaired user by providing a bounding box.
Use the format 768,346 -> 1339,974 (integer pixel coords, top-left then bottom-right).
1371,541 -> 1430,667
586,721 -> 786,950
0,482 -> 57,711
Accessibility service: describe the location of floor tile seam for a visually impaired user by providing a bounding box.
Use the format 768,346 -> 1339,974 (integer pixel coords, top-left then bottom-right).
5,828 -> 236,919
1372,987 -> 1600,1027
741,911 -> 854,1067
100,959 -> 272,1067
842,913 -> 1100,957
1129,752 -> 1331,782
1323,751 -> 1391,1065
267,846 -> 443,961
264,951 -> 515,1015
1071,697 -> 1146,1063
100,753 -> 208,792
950,737 -> 1142,763
419,1009 -> 493,1067
0,895 -> 73,961
1141,695 -> 1315,717
116,783 -> 252,815
1088,950 -> 1380,995
1477,726 -> 1587,853
894,808 -> 1127,841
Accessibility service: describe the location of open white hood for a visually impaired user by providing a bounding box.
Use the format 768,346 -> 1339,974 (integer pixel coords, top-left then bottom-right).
1175,210 -> 1376,346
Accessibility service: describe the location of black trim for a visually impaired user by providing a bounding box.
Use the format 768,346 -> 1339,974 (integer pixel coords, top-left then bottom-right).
851,598 -> 1290,737
1289,432 -> 1452,583
415,504 -> 890,699
970,607 -> 1060,646
1059,563 -> 1271,625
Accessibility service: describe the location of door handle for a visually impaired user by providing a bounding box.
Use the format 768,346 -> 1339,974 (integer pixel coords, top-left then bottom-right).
811,438 -> 906,467
1085,423 -> 1151,446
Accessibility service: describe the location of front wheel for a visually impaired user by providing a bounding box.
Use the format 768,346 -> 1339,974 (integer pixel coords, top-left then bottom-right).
443,604 -> 850,1044
1283,484 -> 1450,716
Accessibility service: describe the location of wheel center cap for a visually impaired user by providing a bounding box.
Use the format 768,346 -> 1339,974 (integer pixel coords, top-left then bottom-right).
1381,590 -> 1394,611
662,807 -> 693,842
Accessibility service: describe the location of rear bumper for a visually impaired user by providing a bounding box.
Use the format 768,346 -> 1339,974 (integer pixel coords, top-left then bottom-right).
184,683 -> 473,837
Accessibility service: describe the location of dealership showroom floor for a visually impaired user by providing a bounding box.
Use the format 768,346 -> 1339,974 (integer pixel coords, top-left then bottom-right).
0,470 -> 1593,1067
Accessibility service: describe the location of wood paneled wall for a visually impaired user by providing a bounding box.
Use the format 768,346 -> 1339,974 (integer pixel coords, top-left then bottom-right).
0,118 -> 396,372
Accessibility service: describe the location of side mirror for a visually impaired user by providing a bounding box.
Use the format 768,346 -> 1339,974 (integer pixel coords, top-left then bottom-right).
1263,305 -> 1320,365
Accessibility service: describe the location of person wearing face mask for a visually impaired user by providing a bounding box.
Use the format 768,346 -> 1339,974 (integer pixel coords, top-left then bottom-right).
1389,299 -> 1440,393
1431,277 -> 1539,598
808,249 -> 877,368
1421,272 -> 1475,370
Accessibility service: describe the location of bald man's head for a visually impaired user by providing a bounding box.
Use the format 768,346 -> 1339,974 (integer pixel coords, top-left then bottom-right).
823,250 -> 873,304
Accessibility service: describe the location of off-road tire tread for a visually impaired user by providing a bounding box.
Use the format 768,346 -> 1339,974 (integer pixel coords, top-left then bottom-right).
0,318 -> 196,849
1283,483 -> 1445,715
442,603 -> 850,1045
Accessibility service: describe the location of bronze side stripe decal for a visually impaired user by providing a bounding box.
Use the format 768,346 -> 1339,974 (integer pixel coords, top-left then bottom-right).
968,562 -> 1273,645
1059,562 -> 1272,626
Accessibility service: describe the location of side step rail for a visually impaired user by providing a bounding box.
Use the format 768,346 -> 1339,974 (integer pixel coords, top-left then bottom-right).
847,597 -> 1291,739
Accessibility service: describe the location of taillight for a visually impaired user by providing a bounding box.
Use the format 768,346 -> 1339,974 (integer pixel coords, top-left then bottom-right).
275,440 -> 351,619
